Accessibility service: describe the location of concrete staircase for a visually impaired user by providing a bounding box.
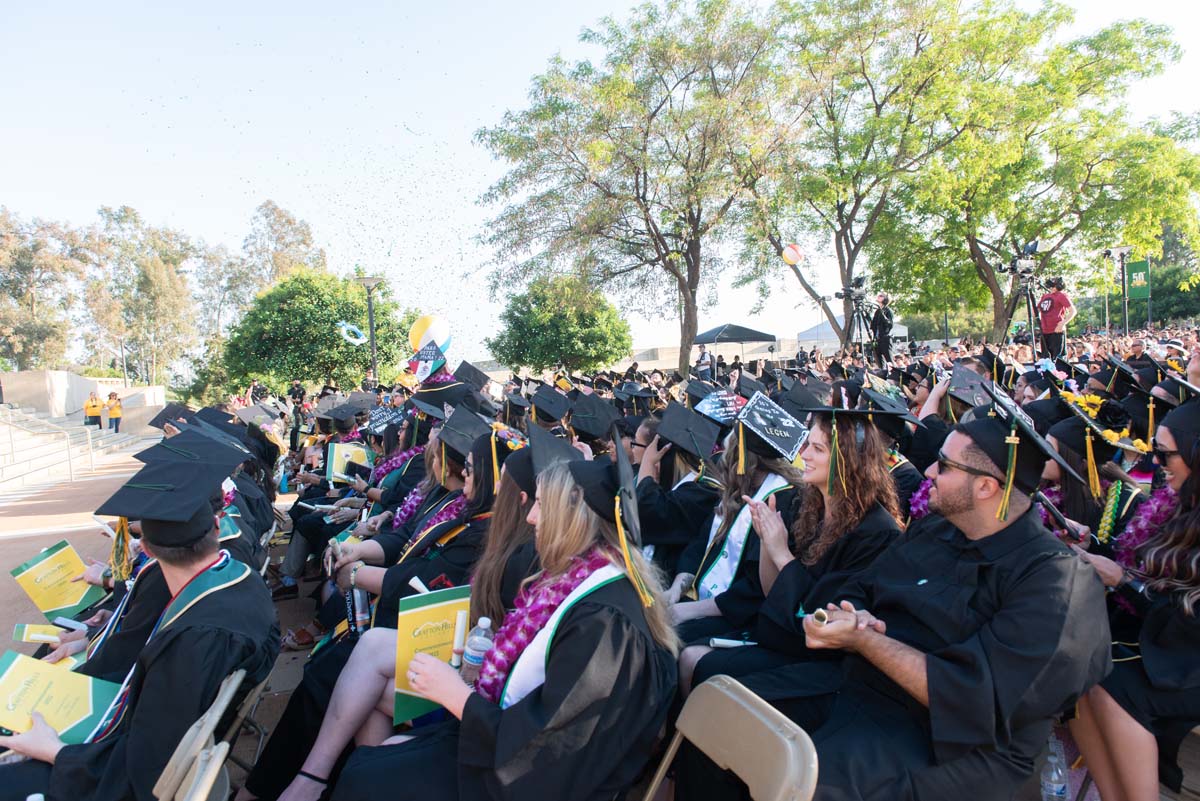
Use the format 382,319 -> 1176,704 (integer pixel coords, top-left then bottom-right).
0,405 -> 141,487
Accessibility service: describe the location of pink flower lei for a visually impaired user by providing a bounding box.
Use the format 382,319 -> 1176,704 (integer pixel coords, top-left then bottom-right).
475,548 -> 613,704
371,445 -> 424,484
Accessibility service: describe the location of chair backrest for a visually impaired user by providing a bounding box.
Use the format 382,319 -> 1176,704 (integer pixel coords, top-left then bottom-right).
153,669 -> 247,801
178,741 -> 231,801
219,669 -> 271,745
675,676 -> 818,801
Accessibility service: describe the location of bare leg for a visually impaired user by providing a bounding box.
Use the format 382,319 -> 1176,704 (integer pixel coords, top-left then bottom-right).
276,628 -> 398,801
355,678 -> 402,747
1087,685 -> 1160,801
678,645 -> 713,697
233,788 -> 257,801
1068,693 -> 1124,801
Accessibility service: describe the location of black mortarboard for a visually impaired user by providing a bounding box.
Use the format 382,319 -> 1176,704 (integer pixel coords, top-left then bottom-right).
328,404 -> 360,424
408,397 -> 448,421
1160,401 -> 1200,457
947,365 -> 989,409
736,374 -> 769,400
569,391 -> 620,441
1020,397 -> 1071,436
96,461 -> 228,546
134,429 -> 247,473
234,405 -> 276,427
956,384 -> 1084,518
195,406 -> 236,427
683,380 -> 716,408
594,376 -> 614,393
733,392 -> 808,469
531,385 -> 571,423
1054,358 -> 1090,386
439,406 -> 491,464
657,402 -> 720,462
859,388 -> 922,427
614,381 -> 653,400
173,418 -> 252,455
694,389 -> 745,426
454,361 -> 492,393
527,423 -> 583,475
345,391 -> 376,410
149,403 -> 196,430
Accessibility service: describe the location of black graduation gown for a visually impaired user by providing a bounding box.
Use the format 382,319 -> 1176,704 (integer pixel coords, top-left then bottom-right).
890,459 -> 924,514
2,560 -> 279,801
220,511 -> 266,571
676,487 -> 798,637
692,503 -> 901,685
372,487 -> 456,565
636,474 -> 720,577
765,510 -> 1109,800
330,579 -> 677,801
77,562 -> 172,684
377,454 -> 426,511
233,472 -> 272,537
904,416 -> 950,474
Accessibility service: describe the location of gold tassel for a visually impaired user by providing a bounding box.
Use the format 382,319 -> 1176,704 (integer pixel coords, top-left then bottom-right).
996,428 -> 1019,521
111,517 -> 132,582
614,497 -> 654,607
737,422 -> 746,475
1084,430 -> 1103,499
441,441 -> 447,485
490,431 -> 501,492
1148,397 -> 1156,439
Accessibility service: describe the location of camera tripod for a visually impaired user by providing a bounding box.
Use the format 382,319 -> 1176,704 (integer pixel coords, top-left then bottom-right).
842,297 -> 878,360
1002,275 -> 1044,355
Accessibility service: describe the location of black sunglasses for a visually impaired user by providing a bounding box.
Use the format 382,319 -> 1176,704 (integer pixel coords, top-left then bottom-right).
936,450 -> 1002,482
1151,439 -> 1180,464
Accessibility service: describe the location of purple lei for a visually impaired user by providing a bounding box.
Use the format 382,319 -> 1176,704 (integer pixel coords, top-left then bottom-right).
409,493 -> 467,534
371,445 -> 424,484
422,371 -> 457,386
1115,486 -> 1177,570
1035,485 -> 1064,529
475,548 -> 613,704
342,428 -> 363,443
391,486 -> 426,530
908,479 -> 932,520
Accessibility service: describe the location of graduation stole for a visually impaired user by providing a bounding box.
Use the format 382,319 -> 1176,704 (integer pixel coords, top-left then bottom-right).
884,448 -> 909,473
86,559 -> 162,661
691,473 -> 790,601
218,508 -> 244,543
494,562 -> 625,710
90,551 -> 250,742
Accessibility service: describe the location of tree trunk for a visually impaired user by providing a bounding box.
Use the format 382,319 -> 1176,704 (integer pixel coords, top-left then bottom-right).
676,283 -> 698,377
766,234 -> 843,344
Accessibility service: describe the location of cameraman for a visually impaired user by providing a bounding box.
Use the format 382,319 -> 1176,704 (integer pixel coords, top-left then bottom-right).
1037,277 -> 1076,358
870,292 -> 894,368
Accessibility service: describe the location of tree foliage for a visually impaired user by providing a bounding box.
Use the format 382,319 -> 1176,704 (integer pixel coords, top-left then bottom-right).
477,0 -> 797,373
243,200 -> 327,286
223,269 -> 418,388
487,275 -> 633,373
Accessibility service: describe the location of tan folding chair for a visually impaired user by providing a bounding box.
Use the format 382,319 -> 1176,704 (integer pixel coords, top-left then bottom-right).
153,669 -> 247,801
177,741 -> 231,801
220,668 -> 273,772
641,675 -> 819,801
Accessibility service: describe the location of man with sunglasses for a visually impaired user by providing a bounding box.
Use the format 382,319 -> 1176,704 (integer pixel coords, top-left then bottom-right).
686,410 -> 1112,801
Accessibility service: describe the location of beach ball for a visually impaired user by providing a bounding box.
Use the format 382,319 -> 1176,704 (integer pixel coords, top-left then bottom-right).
781,244 -> 804,266
408,315 -> 452,355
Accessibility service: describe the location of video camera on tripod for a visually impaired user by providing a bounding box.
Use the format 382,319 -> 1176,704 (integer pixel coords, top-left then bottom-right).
834,275 -> 871,303
996,240 -> 1043,286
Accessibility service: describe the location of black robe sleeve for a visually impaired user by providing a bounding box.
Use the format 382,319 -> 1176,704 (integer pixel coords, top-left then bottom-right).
375,524 -> 486,628
456,591 -> 677,800
1139,595 -> 1200,690
49,627 -> 275,801
635,477 -> 718,575
906,416 -> 950,474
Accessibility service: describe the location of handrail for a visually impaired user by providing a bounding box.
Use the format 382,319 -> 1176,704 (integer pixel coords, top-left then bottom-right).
0,405 -> 97,480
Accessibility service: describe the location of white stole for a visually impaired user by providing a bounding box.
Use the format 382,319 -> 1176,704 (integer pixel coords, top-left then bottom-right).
696,473 -> 789,601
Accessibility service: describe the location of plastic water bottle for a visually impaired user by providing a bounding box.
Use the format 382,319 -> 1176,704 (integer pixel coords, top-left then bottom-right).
1040,753 -> 1067,800
458,617 -> 494,686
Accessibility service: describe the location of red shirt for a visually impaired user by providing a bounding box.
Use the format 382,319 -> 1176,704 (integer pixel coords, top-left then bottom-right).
1038,291 -> 1071,334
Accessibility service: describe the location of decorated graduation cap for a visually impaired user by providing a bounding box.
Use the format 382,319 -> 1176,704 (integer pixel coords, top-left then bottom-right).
527,423 -> 583,475
1052,390 -> 1149,496
134,429 -> 247,473
694,388 -> 746,426
732,392 -> 808,476
454,360 -> 493,393
408,315 -> 451,381
96,460 -> 228,547
947,365 -> 989,412
531,384 -> 571,424
657,401 -> 720,463
959,383 -> 1085,520
234,405 -> 277,428
366,406 -> 406,435
569,391 -> 621,441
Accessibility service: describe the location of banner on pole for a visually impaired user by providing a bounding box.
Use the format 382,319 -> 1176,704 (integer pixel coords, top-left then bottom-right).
1128,260 -> 1150,300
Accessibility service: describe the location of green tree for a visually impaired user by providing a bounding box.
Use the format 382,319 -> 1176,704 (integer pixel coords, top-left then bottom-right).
224,269 -> 417,388
868,12 -> 1200,338
487,275 -> 633,373
739,0 -> 1014,345
478,0 -> 796,374
242,200 -> 327,285
0,209 -> 87,370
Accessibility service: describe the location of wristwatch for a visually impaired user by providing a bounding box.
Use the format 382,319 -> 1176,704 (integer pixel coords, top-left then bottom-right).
1121,570 -> 1150,598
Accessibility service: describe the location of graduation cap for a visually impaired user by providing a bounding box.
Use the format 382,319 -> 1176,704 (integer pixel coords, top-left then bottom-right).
1053,358 -> 1090,388
149,403 -> 196,430
531,384 -> 572,423
96,461 -> 228,547
694,388 -> 746,426
553,372 -> 575,393
683,380 -> 716,408
315,394 -> 341,414
733,392 -> 809,475
234,405 -> 277,427
594,376 -> 614,393
657,402 -> 720,463
347,391 -> 377,410
439,406 -> 491,465
958,383 -> 1085,520
134,429 -> 247,473
454,360 -> 493,393
860,387 -> 922,428
614,381 -> 654,401
527,423 -> 583,475
195,406 -> 237,427
1052,389 -> 1149,495
1160,400 -> 1200,457
946,365 -> 989,414
736,374 -> 769,400
1020,397 -> 1072,436
569,391 -> 621,441
174,417 -> 253,455
410,341 -> 447,382
327,404 -> 360,427
408,397 -> 448,421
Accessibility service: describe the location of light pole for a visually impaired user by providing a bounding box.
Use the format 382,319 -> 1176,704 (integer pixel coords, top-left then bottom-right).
1103,247 -> 1133,336
355,276 -> 385,379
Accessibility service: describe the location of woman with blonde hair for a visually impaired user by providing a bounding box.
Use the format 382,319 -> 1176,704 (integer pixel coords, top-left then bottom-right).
322,459 -> 678,801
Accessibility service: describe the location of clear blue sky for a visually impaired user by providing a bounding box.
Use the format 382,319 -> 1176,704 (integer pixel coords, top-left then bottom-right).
2,1 -> 1196,362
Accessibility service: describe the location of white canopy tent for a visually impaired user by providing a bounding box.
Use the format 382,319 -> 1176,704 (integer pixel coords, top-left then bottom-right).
795,315 -> 908,349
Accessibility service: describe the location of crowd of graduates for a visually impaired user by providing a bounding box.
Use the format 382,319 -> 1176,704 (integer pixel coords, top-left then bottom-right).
1,318 -> 1198,801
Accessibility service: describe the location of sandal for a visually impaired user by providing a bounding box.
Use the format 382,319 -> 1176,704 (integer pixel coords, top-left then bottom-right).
281,626 -> 319,651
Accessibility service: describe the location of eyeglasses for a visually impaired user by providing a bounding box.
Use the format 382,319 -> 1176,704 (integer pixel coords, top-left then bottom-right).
1151,440 -> 1180,464
631,441 -> 649,450
463,463 -> 474,475
936,450 -> 1003,482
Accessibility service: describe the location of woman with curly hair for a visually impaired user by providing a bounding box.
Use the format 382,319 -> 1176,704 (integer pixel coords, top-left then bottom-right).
1069,401 -> 1200,800
677,408 -> 905,693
